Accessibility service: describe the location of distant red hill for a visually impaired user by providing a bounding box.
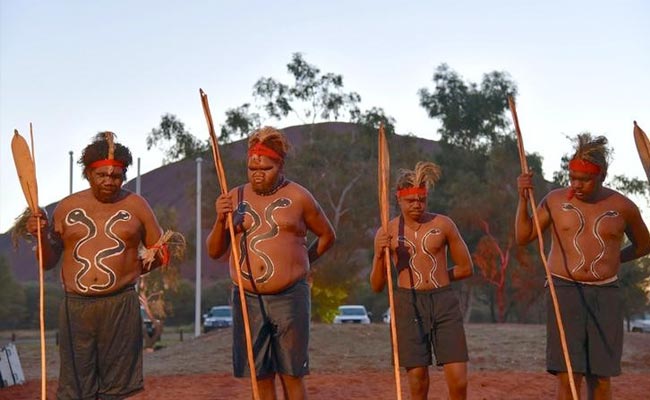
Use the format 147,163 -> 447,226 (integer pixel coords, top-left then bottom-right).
0,122 -> 440,284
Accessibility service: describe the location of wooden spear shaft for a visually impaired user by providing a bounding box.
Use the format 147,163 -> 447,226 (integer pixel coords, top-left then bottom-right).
11,125 -> 47,399
199,89 -> 260,400
508,96 -> 578,400
31,124 -> 47,400
378,124 -> 402,400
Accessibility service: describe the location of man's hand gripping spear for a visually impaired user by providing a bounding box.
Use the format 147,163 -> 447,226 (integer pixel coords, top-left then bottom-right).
378,123 -> 403,400
200,89 -> 261,400
508,97 -> 578,400
11,124 -> 47,399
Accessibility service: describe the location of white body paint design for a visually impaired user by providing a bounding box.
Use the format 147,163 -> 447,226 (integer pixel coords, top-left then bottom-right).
398,227 -> 442,289
65,208 -> 131,292
561,203 -> 586,274
238,197 -> 291,284
397,235 -> 423,288
590,210 -> 620,279
561,203 -> 620,279
91,210 -> 131,291
422,228 -> 442,288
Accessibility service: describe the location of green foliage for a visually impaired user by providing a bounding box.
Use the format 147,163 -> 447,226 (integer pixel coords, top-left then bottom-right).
311,284 -> 348,322
220,52 -> 365,142
352,107 -> 397,137
418,64 -> 517,152
21,281 -> 63,329
201,279 -> 233,311
0,255 -> 27,329
620,257 -> 650,324
139,206 -> 186,321
163,279 -> 196,325
146,114 -> 210,163
253,52 -> 361,124
219,104 -> 261,142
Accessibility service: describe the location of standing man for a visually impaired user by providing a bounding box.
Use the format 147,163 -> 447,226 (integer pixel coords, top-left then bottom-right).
26,132 -> 169,399
371,161 -> 473,400
515,133 -> 650,400
206,126 -> 336,400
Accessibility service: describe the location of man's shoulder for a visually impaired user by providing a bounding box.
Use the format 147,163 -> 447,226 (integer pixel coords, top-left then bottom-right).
602,187 -> 640,210
54,190 -> 92,211
545,187 -> 571,202
282,181 -> 318,203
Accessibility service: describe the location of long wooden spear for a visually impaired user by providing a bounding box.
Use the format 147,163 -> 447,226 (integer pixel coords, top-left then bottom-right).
633,121 -> 650,184
199,89 -> 260,400
11,124 -> 47,400
378,123 -> 403,400
508,97 -> 578,400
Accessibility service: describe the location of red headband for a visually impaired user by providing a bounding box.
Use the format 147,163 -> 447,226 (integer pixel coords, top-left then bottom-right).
568,159 -> 601,175
248,142 -> 283,161
88,159 -> 125,169
397,187 -> 427,198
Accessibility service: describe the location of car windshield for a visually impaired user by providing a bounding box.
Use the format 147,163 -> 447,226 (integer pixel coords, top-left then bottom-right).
340,307 -> 365,316
211,308 -> 231,317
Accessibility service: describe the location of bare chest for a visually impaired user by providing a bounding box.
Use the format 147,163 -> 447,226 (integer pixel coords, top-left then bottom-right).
236,197 -> 306,237
62,207 -> 143,246
552,202 -> 626,241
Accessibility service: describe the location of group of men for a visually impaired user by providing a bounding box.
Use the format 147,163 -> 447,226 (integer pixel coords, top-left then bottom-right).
25,126 -> 649,400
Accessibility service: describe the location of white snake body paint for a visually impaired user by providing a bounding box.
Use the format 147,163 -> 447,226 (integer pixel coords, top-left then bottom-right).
590,210 -> 620,279
398,227 -> 443,289
237,198 -> 292,284
421,228 -> 443,288
91,210 -> 131,291
397,235 -> 423,288
561,203 -> 586,273
65,208 -> 131,292
561,202 -> 620,279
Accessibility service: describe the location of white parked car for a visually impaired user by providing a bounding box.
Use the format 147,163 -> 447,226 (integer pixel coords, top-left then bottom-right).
203,305 -> 233,332
333,305 -> 371,324
630,313 -> 650,333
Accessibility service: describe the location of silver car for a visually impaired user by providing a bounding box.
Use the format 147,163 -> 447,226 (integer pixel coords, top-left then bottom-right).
333,305 -> 371,324
630,313 -> 650,333
203,305 -> 233,332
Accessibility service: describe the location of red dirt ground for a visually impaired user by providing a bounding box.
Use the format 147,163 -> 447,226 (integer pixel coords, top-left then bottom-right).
2,323 -> 649,399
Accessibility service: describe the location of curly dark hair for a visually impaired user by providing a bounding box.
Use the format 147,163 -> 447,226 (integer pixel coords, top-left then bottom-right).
570,133 -> 610,177
248,126 -> 291,160
78,131 -> 133,180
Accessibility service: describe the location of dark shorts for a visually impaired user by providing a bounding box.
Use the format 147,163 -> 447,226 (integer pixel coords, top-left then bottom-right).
547,277 -> 623,377
232,279 -> 310,378
58,286 -> 143,400
394,285 -> 468,368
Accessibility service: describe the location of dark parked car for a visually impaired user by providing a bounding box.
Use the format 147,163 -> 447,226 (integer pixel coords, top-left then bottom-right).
203,305 -> 233,332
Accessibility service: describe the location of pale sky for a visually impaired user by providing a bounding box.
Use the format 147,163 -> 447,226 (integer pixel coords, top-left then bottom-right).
1,0 -> 649,233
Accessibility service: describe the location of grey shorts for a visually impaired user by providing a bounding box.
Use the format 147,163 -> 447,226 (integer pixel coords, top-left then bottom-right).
394,285 -> 468,368
232,279 -> 310,378
547,277 -> 623,377
58,285 -> 143,400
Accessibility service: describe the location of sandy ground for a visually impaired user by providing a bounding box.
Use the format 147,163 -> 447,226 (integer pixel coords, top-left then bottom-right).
2,323 -> 650,399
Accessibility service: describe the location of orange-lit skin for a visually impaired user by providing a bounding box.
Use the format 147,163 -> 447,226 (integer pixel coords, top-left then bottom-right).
206,154 -> 335,294
516,170 -> 650,400
206,151 -> 335,399
26,165 -> 164,296
371,192 -> 473,400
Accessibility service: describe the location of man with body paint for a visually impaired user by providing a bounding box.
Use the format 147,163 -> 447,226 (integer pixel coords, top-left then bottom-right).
26,132 -> 168,399
515,133 -> 650,400
206,126 -> 336,400
371,161 -> 474,400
